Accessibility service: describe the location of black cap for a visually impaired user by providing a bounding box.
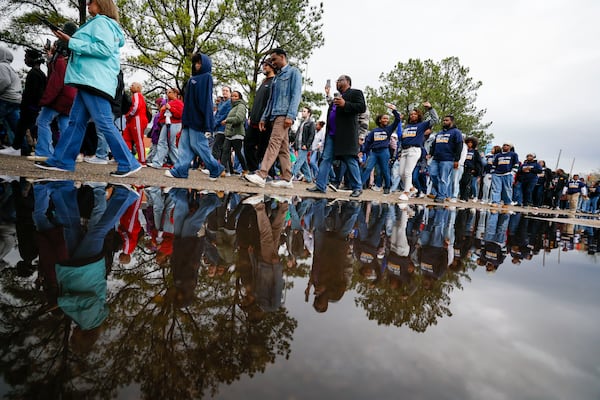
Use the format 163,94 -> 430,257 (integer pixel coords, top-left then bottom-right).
62,21 -> 78,36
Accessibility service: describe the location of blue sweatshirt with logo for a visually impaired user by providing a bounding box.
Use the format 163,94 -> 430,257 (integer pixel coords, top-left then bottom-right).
431,126 -> 463,162
492,151 -> 519,175
364,109 -> 401,152
400,108 -> 439,148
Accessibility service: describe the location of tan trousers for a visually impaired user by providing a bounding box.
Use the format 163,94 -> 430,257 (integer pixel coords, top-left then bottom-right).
258,116 -> 292,181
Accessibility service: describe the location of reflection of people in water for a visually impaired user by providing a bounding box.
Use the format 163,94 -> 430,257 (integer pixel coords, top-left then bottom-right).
415,206 -> 449,289
356,202 -> 389,282
478,210 -> 510,273
167,188 -> 222,306
234,196 -> 288,321
286,197 -> 313,268
386,204 -> 417,298
143,186 -> 176,266
306,199 -> 359,312
8,178 -> 38,276
33,180 -> 138,350
116,185 -> 144,265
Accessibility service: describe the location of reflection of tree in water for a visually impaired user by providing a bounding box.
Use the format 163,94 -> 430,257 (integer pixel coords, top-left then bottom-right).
353,256 -> 476,333
0,242 -> 297,399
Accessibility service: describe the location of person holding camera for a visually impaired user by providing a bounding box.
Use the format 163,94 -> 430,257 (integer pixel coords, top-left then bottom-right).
307,75 -> 367,197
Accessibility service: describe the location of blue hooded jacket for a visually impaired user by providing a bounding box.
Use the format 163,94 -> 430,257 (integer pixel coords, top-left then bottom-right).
182,53 -> 215,132
66,15 -> 124,98
56,258 -> 108,331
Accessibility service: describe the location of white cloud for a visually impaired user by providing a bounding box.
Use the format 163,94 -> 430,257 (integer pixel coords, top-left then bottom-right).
305,0 -> 600,173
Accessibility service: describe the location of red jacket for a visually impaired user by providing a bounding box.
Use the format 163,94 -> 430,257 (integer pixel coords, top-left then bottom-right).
159,98 -> 184,124
39,55 -> 76,115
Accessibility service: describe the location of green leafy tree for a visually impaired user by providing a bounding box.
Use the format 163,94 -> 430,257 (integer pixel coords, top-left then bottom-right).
221,0 -> 324,105
116,0 -> 233,95
0,0 -> 84,50
365,57 -> 493,147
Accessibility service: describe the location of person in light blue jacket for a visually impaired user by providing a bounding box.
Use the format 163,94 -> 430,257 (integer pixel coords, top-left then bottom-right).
34,0 -> 141,177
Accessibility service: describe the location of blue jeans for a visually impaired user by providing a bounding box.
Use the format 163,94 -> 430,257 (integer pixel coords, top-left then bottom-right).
309,150 -> 320,178
170,189 -> 221,237
0,99 -> 19,136
450,165 -> 464,199
35,107 -> 69,157
33,181 -> 138,258
46,91 -> 140,172
429,160 -> 453,200
170,127 -> 223,179
292,148 -> 312,182
315,135 -> 362,191
419,207 -> 449,247
586,196 -> 599,213
484,211 -> 510,244
471,176 -> 479,199
491,174 -> 514,204
151,122 -> 181,168
521,179 -> 536,206
361,149 -> 390,189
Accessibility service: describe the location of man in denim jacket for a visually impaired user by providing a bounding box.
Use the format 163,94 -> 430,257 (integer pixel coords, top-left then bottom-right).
245,48 -> 302,189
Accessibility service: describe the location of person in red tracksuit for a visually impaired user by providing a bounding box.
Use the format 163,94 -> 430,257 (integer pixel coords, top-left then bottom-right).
123,82 -> 148,164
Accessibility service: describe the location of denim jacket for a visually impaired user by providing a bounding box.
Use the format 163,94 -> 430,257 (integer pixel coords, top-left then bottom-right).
261,64 -> 302,122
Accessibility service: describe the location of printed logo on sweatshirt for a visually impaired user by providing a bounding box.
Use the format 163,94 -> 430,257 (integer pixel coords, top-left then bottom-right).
402,127 -> 417,138
435,133 -> 450,143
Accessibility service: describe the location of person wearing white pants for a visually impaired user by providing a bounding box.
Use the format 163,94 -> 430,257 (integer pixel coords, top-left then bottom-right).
397,102 -> 438,201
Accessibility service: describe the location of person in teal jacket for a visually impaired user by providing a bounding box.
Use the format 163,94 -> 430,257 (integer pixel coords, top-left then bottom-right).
33,181 -> 139,331
34,0 -> 141,177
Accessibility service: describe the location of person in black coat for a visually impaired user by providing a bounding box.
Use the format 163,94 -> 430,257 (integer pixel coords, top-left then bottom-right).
307,75 -> 366,197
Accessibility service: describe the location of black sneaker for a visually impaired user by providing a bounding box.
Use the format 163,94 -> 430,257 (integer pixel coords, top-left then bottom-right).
34,161 -> 70,172
110,165 -> 142,177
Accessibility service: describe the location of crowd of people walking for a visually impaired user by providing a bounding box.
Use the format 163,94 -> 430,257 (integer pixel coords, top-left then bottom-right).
0,0 -> 597,212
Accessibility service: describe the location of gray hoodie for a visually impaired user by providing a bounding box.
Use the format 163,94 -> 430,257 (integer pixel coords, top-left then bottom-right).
0,47 -> 22,104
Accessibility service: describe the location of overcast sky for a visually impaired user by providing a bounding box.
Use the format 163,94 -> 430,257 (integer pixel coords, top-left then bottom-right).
304,0 -> 600,175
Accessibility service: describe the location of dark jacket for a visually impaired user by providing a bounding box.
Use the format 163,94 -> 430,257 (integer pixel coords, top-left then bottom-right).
21,67 -> 46,114
518,160 -> 542,183
248,76 -> 274,125
325,88 -> 367,157
293,118 -> 316,151
181,53 -> 214,132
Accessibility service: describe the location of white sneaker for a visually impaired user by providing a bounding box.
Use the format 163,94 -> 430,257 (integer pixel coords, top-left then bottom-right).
164,170 -> 175,178
270,194 -> 292,203
0,147 -> 21,156
76,153 -> 84,162
418,192 -> 426,198
270,179 -> 293,188
245,173 -> 266,188
242,194 -> 265,205
371,186 -> 382,192
200,168 -> 210,175
84,155 -> 109,165
399,193 -> 409,201
449,198 -> 458,203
